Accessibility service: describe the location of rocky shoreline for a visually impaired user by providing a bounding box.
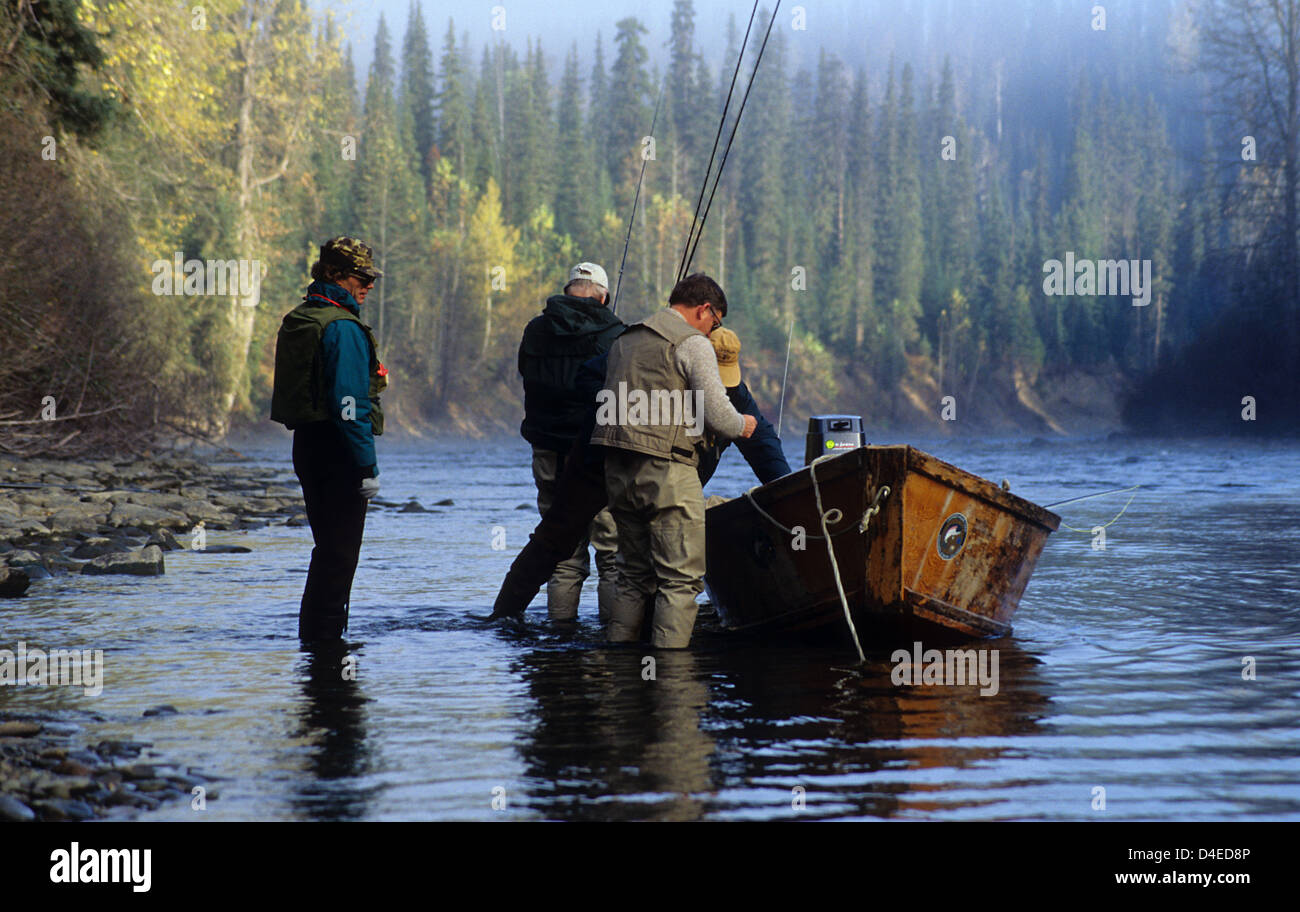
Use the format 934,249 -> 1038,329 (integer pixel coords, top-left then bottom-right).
0,715 -> 221,821
0,454 -> 312,593
0,452 -> 307,821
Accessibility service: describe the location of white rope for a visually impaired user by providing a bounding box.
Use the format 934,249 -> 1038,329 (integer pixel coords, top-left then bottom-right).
737,455 -> 890,663
807,455 -> 891,664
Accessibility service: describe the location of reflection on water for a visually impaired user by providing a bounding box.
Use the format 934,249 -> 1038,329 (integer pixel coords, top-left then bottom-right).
1,435 -> 1298,820
515,646 -> 713,821
290,642 -> 374,821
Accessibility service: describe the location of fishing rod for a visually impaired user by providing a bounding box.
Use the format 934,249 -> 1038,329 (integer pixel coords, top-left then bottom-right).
775,315 -> 794,437
681,0 -> 782,278
676,0 -> 760,285
612,80 -> 665,316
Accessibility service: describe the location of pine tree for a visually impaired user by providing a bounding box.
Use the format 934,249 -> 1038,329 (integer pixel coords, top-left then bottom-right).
352,14 -> 425,352
922,57 -> 976,350
555,45 -> 597,248
437,21 -> 472,183
845,68 -> 876,359
606,18 -> 652,216
668,0 -> 701,195
400,1 -> 436,192
736,16 -> 791,339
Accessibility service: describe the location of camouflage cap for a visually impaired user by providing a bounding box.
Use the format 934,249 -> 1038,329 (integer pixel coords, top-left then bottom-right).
321,236 -> 383,279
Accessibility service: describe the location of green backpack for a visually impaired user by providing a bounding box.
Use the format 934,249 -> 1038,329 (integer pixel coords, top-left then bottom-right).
270,296 -> 387,434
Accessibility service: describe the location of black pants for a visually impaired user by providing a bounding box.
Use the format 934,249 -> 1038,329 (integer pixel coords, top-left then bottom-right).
492,438 -> 609,618
293,422 -> 368,639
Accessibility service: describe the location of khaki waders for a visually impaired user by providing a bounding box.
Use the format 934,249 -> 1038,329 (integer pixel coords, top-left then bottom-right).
603,448 -> 707,648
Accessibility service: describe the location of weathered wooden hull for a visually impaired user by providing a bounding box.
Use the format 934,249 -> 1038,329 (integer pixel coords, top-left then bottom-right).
703,445 -> 1059,640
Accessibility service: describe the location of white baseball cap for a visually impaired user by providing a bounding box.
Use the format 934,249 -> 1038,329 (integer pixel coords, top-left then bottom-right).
568,262 -> 609,291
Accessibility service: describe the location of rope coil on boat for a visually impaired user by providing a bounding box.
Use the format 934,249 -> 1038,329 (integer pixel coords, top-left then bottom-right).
809,455 -> 880,664
741,480 -> 889,540
737,456 -> 891,664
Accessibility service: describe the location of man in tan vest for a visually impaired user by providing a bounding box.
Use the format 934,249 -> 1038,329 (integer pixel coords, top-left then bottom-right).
591,274 -> 756,648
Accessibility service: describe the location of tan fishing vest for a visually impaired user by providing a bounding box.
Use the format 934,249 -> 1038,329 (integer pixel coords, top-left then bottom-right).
591,308 -> 704,466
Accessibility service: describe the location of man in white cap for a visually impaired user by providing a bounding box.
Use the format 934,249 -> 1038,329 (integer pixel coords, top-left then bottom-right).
517,262 -> 626,621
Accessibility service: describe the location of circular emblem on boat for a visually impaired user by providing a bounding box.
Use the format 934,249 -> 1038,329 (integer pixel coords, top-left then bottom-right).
937,513 -> 967,559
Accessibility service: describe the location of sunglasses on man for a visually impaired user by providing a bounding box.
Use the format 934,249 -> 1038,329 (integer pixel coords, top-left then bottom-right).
706,303 -> 724,332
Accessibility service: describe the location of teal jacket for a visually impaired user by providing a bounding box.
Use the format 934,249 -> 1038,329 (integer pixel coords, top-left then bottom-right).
311,281 -> 378,477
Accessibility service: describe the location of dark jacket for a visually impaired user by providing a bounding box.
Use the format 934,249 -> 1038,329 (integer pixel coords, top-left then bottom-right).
519,294 -> 625,452
578,352 -> 790,486
698,382 -> 791,486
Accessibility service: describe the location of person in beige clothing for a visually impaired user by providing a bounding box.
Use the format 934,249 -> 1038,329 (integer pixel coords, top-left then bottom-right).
591,274 -> 756,648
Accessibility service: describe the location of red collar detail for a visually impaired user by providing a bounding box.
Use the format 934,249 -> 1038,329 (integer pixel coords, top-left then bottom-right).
306,293 -> 350,309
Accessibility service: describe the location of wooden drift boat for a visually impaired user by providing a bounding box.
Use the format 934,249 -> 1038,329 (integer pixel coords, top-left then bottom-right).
703,445 -> 1060,640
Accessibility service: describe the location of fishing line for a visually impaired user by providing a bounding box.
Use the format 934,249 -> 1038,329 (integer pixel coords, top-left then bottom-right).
612,80 -> 665,316
1043,484 -> 1142,509
682,0 -> 782,277
677,0 -> 760,285
1057,486 -> 1142,533
776,315 -> 794,437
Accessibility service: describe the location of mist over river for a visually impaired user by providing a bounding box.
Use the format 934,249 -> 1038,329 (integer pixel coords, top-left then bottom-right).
3,435 -> 1298,821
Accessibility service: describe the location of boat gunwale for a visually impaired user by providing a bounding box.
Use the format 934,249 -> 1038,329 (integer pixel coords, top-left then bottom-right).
706,445 -> 1060,534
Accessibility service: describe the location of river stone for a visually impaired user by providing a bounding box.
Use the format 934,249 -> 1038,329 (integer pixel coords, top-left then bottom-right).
45,776 -> 96,799
142,705 -> 178,717
4,549 -> 44,568
55,759 -> 95,777
180,499 -> 231,523
47,509 -> 105,535
95,770 -> 124,787
286,513 -> 308,527
121,763 -> 156,780
95,739 -> 149,758
71,537 -> 126,559
145,528 -> 182,551
0,721 -> 42,737
0,794 -> 34,822
81,545 -> 165,576
34,798 -> 94,820
0,566 -> 29,597
434,498 -> 454,506
108,502 -> 189,531
126,491 -> 188,512
0,517 -> 49,537
400,500 -> 430,513
212,493 -> 255,510
47,555 -> 82,573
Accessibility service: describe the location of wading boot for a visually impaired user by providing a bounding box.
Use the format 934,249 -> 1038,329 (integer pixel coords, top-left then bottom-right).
299,608 -> 348,641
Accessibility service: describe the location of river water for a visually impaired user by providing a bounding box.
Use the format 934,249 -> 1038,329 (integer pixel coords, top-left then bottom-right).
3,434 -> 1298,821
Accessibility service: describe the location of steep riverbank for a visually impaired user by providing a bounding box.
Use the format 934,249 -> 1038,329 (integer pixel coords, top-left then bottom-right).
335,356 -> 1130,441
